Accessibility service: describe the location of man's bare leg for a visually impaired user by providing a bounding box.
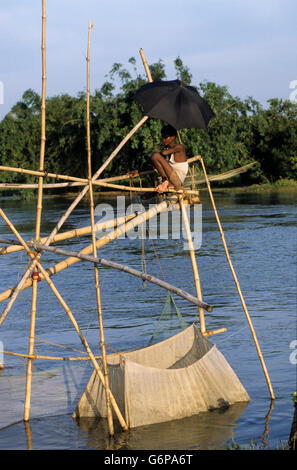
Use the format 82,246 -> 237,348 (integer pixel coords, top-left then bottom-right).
151,153 -> 174,193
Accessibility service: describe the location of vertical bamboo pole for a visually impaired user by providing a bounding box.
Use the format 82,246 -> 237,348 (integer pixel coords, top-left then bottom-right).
0,207 -> 128,431
86,21 -> 114,436
198,156 -> 275,400
179,196 -> 206,334
139,49 -> 206,333
24,0 -> 47,422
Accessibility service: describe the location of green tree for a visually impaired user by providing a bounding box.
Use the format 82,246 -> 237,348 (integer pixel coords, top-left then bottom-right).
1,57 -> 296,193
251,99 -> 297,182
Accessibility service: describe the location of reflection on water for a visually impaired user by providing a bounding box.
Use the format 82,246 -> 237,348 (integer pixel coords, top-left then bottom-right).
0,400 -> 277,450
0,191 -> 296,449
5,402 -> 248,450
75,402 -> 249,450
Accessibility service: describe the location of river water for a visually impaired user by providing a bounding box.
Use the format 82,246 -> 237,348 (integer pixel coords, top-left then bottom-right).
0,189 -> 296,450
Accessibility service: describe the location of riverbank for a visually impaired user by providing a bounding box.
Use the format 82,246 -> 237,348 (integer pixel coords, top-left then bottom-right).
210,178 -> 297,194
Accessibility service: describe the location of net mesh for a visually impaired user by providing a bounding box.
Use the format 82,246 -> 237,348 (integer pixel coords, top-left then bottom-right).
148,293 -> 187,345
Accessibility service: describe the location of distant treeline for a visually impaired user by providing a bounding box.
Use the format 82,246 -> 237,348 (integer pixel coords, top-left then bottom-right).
0,57 -> 296,193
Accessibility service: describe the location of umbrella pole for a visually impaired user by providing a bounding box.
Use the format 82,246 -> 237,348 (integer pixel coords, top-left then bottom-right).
86,21 -> 114,436
198,156 -> 275,400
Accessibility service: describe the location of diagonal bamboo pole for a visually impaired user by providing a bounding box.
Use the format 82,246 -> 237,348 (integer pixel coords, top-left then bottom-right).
0,155 -> 202,190
0,236 -> 212,311
139,48 -> 153,82
198,155 -> 275,400
24,0 -> 47,422
0,165 -> 104,186
0,200 -> 173,323
0,117 -> 148,329
0,164 -> 196,196
86,21 -> 114,436
0,201 -> 182,306
0,213 -> 137,256
0,207 -> 128,430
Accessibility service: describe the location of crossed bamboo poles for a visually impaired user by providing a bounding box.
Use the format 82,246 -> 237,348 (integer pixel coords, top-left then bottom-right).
0,15 -> 205,436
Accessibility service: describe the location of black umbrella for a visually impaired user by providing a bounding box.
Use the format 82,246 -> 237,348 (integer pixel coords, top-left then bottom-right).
133,79 -> 215,131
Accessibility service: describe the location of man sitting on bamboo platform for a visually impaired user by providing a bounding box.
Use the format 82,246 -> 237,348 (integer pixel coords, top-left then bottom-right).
152,125 -> 188,194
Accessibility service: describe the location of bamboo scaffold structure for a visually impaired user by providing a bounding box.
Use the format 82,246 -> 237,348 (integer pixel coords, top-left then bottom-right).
0,5 -> 275,431
138,48 -> 273,399
0,236 -> 212,312
0,154 -> 252,191
139,48 -> 207,336
197,155 -> 275,400
0,208 -> 128,431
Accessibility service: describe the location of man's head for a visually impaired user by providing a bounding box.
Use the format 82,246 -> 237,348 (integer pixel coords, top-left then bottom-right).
161,124 -> 177,139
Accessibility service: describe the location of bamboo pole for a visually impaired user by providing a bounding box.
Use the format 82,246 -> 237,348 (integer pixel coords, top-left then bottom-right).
0,349 -> 102,361
88,180 -> 200,196
0,165 -> 196,196
139,48 -> 153,82
179,195 -> 206,334
0,201 -> 212,311
140,49 -> 206,334
0,207 -> 128,430
24,0 -> 47,422
0,165 -> 99,186
198,155 -> 275,400
0,213 -> 137,256
0,155 -> 202,190
0,115 -> 149,328
86,21 -> 114,436
0,236 -> 212,311
0,200 -> 173,319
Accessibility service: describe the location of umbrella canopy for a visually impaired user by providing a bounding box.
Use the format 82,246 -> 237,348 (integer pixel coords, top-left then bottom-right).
133,79 -> 215,131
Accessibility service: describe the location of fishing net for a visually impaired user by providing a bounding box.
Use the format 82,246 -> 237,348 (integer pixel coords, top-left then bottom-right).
148,293 -> 187,345
73,324 -> 250,428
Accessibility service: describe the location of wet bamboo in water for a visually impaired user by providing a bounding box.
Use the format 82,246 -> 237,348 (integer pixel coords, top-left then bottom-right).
198,155 -> 275,400
85,21 -> 114,436
24,0 -> 47,422
0,207 -> 128,431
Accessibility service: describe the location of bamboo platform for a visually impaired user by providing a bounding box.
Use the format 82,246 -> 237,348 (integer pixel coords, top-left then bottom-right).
0,1 -> 274,438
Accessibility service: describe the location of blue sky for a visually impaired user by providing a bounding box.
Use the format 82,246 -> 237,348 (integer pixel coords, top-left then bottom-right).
0,0 -> 296,119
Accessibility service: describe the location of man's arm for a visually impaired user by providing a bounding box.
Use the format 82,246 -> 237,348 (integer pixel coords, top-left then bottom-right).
161,144 -> 186,162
